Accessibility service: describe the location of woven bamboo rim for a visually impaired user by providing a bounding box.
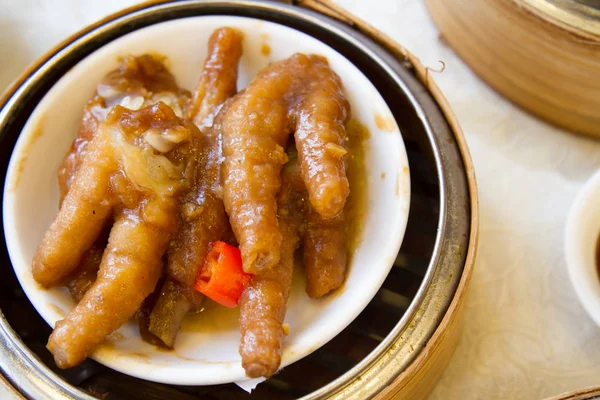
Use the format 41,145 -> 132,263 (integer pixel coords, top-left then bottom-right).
425,0 -> 600,138
545,386 -> 600,400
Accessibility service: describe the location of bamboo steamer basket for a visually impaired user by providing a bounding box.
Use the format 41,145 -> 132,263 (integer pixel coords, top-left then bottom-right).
425,0 -> 600,138
0,1 -> 478,399
544,386 -> 600,400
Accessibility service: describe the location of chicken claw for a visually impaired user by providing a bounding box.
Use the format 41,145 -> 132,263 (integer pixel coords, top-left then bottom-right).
187,27 -> 243,128
58,54 -> 188,299
148,27 -> 243,347
38,102 -> 199,368
239,152 -> 306,378
221,53 -> 350,274
33,132 -> 116,287
303,206 -> 347,298
48,213 -> 169,368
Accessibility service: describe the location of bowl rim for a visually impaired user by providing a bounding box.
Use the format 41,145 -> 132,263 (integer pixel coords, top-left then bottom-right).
565,168 -> 600,327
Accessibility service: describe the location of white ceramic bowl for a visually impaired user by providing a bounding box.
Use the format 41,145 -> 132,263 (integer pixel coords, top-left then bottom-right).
2,16 -> 410,385
565,168 -> 600,327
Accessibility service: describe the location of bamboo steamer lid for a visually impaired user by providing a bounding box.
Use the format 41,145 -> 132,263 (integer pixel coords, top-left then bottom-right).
425,0 -> 600,138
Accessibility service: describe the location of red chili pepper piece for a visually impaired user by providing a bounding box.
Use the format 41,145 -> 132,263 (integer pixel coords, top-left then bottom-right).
194,241 -> 252,308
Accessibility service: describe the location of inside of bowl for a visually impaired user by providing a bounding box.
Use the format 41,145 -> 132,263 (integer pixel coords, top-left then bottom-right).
0,7 -> 446,400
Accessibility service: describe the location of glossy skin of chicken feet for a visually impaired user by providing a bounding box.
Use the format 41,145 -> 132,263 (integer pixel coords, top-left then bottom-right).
147,27 -> 243,348
303,205 -> 347,298
37,103 -> 200,368
239,155 -> 306,378
58,54 -> 189,302
221,53 -> 350,275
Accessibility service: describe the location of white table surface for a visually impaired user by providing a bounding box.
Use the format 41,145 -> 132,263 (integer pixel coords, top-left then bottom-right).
1,1 -> 600,399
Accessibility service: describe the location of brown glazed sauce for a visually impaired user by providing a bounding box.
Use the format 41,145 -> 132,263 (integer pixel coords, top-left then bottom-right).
345,118 -> 369,255
260,43 -> 271,56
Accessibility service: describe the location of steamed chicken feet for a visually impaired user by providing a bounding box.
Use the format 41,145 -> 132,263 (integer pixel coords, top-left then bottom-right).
238,144 -> 349,378
187,27 -> 244,128
57,54 -> 192,299
148,27 -> 243,347
31,31 -> 360,377
239,155 -> 306,378
58,54 -> 189,201
303,206 -> 347,298
221,53 -> 351,274
147,107 -> 229,347
64,227 -> 108,302
39,103 -> 200,368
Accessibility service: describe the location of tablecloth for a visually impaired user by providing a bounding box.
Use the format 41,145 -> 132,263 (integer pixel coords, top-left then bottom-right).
1,1 -> 599,399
